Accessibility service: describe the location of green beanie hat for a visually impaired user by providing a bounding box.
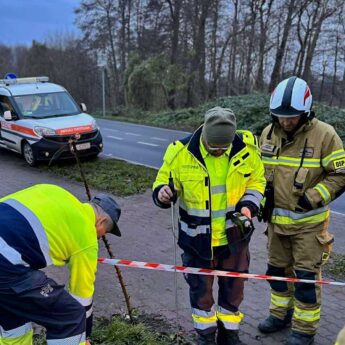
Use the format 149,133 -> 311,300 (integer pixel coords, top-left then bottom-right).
202,107 -> 236,146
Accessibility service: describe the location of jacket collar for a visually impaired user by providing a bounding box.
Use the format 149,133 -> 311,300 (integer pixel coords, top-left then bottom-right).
187,126 -> 246,167
274,118 -> 317,139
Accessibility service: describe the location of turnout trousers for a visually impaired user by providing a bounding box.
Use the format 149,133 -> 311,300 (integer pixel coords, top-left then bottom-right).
266,221 -> 333,335
182,243 -> 249,335
0,269 -> 86,345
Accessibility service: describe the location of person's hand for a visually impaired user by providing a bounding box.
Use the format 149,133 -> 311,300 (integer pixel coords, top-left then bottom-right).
86,339 -> 92,345
158,185 -> 175,204
240,207 -> 252,219
297,193 -> 313,211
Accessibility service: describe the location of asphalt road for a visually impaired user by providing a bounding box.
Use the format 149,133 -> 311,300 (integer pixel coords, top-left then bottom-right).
98,119 -> 345,215
97,119 -> 190,169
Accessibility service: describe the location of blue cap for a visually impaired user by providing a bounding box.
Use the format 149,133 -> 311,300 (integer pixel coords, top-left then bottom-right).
91,194 -> 121,236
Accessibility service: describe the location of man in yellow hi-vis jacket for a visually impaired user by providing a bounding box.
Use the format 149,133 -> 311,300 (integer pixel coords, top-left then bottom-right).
258,77 -> 345,345
153,107 -> 265,345
0,184 -> 121,345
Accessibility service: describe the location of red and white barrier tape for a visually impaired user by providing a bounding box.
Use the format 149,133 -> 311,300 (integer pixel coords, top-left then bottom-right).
98,258 -> 345,287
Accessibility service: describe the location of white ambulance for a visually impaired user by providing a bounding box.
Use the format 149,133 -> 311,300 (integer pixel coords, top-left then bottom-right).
0,76 -> 103,166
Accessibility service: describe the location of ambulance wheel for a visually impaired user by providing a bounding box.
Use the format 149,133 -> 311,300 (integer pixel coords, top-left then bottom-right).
22,141 -> 37,166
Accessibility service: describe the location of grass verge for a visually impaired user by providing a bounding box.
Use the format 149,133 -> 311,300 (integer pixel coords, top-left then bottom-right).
40,158 -> 157,197
324,252 -> 345,280
33,314 -> 194,345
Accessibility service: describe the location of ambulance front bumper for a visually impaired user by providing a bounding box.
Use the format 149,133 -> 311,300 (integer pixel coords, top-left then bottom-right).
31,130 -> 103,161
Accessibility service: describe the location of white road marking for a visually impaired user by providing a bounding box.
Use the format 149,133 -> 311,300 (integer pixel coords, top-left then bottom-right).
99,120 -> 190,135
99,153 -> 158,169
331,210 -> 345,216
151,137 -> 168,141
137,141 -> 159,147
103,128 -> 119,132
107,135 -> 123,140
125,132 -> 141,136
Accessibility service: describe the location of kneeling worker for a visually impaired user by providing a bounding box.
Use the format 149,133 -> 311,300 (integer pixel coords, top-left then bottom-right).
0,184 -> 122,345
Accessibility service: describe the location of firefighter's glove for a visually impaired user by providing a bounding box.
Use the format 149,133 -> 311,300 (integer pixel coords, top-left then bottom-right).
229,212 -> 255,240
258,183 -> 274,222
297,193 -> 313,211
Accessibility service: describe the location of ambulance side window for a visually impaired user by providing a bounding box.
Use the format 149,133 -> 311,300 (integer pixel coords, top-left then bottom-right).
0,96 -> 11,116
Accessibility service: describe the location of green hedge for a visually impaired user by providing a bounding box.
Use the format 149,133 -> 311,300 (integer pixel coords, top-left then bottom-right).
102,93 -> 345,139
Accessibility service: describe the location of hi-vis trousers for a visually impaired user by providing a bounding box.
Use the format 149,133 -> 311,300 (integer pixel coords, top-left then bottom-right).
182,244 -> 249,335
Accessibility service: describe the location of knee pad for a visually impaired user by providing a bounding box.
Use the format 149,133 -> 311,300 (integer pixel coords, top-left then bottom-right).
294,270 -> 316,304
266,264 -> 288,292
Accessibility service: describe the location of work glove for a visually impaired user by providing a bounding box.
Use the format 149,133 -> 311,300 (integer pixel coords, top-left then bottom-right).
235,201 -> 258,217
297,193 -> 313,211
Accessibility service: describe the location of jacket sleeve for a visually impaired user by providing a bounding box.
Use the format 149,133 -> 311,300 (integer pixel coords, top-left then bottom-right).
237,135 -> 266,216
305,130 -> 345,208
152,142 -> 182,208
68,246 -> 98,337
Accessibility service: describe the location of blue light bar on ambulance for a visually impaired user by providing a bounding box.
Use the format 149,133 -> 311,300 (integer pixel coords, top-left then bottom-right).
0,76 -> 49,86
4,73 -> 17,79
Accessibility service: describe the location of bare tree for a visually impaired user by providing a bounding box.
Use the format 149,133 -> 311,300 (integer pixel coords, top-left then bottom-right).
302,0 -> 337,81
166,0 -> 183,108
255,0 -> 274,90
186,0 -> 214,106
269,0 -> 297,91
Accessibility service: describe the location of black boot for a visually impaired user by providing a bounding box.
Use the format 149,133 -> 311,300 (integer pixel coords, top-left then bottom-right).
217,323 -> 245,345
286,331 -> 314,345
197,332 -> 217,345
258,309 -> 293,334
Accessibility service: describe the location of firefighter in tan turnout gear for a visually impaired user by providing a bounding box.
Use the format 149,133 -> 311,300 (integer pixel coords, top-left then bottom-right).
258,76 -> 345,345
153,107 -> 265,345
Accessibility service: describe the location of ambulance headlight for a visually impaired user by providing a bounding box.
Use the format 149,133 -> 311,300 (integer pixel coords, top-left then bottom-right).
91,119 -> 99,131
34,126 -> 57,137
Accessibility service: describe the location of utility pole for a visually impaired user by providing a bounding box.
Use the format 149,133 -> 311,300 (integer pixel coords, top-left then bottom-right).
102,67 -> 106,117
97,51 -> 107,117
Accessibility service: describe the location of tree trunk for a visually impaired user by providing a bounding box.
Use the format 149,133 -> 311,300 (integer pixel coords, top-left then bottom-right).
244,1 -> 257,93
209,0 -> 219,98
256,0 -> 274,91
227,0 -> 239,95
302,0 -> 336,81
186,0 -> 213,106
330,31 -> 339,106
318,61 -> 327,102
106,9 -> 120,106
166,0 -> 182,109
269,0 -> 296,91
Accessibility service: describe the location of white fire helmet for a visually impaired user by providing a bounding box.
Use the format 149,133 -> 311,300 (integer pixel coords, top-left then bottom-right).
270,76 -> 312,117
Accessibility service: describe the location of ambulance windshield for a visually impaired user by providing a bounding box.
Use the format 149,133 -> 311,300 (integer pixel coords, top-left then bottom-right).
13,92 -> 80,118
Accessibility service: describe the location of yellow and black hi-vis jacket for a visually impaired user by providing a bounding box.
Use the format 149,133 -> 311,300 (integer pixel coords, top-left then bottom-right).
153,126 -> 265,260
260,118 -> 345,235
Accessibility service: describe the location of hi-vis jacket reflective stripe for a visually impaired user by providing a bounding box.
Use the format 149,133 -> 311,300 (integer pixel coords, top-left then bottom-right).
260,118 -> 345,234
0,184 -> 97,310
153,126 -> 265,260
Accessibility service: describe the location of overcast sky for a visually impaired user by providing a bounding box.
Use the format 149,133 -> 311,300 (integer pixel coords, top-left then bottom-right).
1,0 -> 82,46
